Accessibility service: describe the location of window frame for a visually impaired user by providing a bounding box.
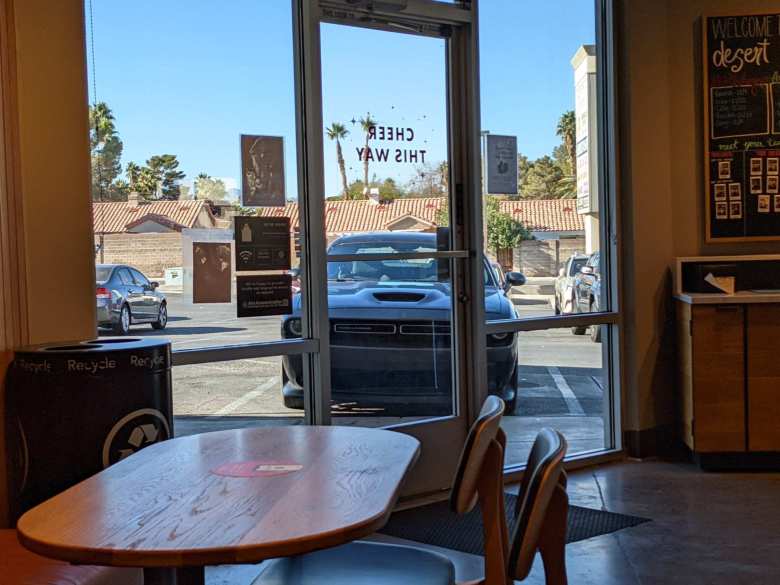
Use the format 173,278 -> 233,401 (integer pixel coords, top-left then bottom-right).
483,0 -> 624,464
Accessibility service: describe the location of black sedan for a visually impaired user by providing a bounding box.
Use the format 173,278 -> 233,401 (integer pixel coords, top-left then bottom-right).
571,251 -> 602,342
280,231 -> 525,415
96,264 -> 167,335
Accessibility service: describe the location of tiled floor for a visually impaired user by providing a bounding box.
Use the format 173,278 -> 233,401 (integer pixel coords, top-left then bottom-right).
206,459 -> 780,584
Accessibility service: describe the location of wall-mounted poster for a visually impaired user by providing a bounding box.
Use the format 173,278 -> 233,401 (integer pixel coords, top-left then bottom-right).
241,135 -> 285,207
484,134 -> 518,195
193,242 -> 232,303
704,12 -> 780,241
234,216 -> 291,271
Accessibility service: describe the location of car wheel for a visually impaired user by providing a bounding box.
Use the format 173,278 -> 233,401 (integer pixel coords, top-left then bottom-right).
571,324 -> 587,335
554,294 -> 561,315
113,304 -> 131,335
151,303 -> 167,330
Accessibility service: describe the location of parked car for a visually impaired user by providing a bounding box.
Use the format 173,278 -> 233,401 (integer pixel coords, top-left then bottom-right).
571,251 -> 602,342
554,254 -> 588,315
280,232 -> 525,414
96,264 -> 167,335
491,261 -> 507,290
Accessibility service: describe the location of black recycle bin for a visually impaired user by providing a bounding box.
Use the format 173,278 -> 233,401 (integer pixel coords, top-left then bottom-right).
5,337 -> 173,519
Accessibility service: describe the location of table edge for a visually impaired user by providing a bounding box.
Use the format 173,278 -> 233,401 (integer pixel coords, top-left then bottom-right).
16,432 -> 421,568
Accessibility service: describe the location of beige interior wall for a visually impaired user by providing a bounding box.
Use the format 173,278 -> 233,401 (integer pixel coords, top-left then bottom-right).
0,0 -> 94,525
620,0 -> 780,440
14,0 -> 95,343
668,0 -> 780,257
619,0 -> 676,434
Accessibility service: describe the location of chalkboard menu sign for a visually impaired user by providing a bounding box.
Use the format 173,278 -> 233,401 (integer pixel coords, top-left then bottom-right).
704,13 -> 780,242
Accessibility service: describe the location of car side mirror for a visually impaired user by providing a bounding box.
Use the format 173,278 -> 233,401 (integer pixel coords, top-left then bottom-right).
150,281 -> 159,289
580,266 -> 594,275
504,271 -> 526,289
558,267 -> 565,277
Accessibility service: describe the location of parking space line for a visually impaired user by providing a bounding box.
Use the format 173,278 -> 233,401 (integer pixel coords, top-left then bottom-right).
213,377 -> 280,416
547,366 -> 586,416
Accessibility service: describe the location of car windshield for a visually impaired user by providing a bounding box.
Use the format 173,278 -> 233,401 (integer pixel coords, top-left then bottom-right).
571,258 -> 587,274
326,241 -> 496,286
327,242 -> 441,282
95,266 -> 112,283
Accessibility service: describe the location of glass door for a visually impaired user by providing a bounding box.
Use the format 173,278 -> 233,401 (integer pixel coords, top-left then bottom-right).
477,0 -> 622,468
293,0 -> 483,495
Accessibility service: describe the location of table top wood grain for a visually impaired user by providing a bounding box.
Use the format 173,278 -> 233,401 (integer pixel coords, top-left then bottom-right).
16,426 -> 420,568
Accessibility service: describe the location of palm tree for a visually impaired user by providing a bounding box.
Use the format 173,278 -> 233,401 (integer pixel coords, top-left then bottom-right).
358,113 -> 377,195
326,123 -> 350,199
556,110 -> 576,174
126,161 -> 141,189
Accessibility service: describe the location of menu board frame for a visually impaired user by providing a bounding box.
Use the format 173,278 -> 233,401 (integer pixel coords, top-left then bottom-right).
703,11 -> 780,242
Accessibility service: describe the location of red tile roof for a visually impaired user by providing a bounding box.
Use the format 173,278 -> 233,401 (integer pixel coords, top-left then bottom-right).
257,197 -> 583,234
499,199 -> 583,232
93,200 -> 215,234
124,213 -> 187,232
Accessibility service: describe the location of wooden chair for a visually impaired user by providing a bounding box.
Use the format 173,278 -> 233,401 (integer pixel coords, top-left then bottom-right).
252,403 -> 569,585
252,395 -> 506,585
458,427 -> 569,585
508,428 -> 569,585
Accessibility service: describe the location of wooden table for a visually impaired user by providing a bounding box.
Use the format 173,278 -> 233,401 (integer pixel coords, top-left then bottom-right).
17,426 -> 420,585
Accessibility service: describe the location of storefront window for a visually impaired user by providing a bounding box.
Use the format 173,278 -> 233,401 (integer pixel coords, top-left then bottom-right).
86,0 -> 303,424
479,0 -> 619,462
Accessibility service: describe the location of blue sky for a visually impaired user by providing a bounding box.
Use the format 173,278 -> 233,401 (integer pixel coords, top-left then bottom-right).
87,0 -> 595,199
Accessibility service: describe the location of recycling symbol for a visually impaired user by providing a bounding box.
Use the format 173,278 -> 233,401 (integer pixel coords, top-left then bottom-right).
119,424 -> 160,461
102,408 -> 171,468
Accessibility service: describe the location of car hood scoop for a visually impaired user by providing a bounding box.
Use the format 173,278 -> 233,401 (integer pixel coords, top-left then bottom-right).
373,291 -> 426,302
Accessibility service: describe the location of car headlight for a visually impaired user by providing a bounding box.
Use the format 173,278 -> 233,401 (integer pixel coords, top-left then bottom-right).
285,318 -> 302,337
488,331 -> 514,346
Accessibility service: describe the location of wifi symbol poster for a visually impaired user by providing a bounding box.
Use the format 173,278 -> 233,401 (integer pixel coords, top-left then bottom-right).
234,216 -> 291,271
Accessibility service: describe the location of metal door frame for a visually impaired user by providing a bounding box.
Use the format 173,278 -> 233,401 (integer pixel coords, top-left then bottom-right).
292,0 -> 484,495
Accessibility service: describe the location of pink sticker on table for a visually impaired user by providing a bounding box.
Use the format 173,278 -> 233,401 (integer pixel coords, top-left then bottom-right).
212,460 -> 304,478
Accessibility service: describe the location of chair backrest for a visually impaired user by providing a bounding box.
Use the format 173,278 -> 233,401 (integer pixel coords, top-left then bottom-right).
508,428 -> 567,580
449,395 -> 505,514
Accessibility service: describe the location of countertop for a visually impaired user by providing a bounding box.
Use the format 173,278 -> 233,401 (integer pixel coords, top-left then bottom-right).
675,291 -> 780,304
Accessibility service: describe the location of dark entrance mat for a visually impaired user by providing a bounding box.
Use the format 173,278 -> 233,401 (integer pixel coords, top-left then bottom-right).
380,492 -> 650,555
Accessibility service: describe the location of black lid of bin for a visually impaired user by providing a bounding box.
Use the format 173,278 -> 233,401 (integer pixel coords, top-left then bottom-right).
12,338 -> 171,375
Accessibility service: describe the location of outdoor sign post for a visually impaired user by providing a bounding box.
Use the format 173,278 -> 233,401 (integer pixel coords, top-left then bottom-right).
235,134 -> 293,317
236,275 -> 293,318
192,242 -> 232,304
482,132 -> 519,252
233,215 -> 294,318
484,134 -> 518,195
241,135 -> 286,207
234,217 -> 291,271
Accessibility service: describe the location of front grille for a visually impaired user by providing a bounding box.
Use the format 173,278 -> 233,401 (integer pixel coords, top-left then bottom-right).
333,323 -> 397,334
330,319 -> 452,349
399,323 -> 451,335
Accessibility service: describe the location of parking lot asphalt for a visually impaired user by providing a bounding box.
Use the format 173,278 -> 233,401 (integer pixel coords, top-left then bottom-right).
111,292 -> 602,409
105,291 -> 608,460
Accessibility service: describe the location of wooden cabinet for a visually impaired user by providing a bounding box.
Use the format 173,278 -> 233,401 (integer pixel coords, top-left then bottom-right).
746,305 -> 780,452
678,301 -> 780,462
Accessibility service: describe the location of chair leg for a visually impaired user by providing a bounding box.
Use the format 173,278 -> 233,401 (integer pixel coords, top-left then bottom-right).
538,484 -> 568,585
